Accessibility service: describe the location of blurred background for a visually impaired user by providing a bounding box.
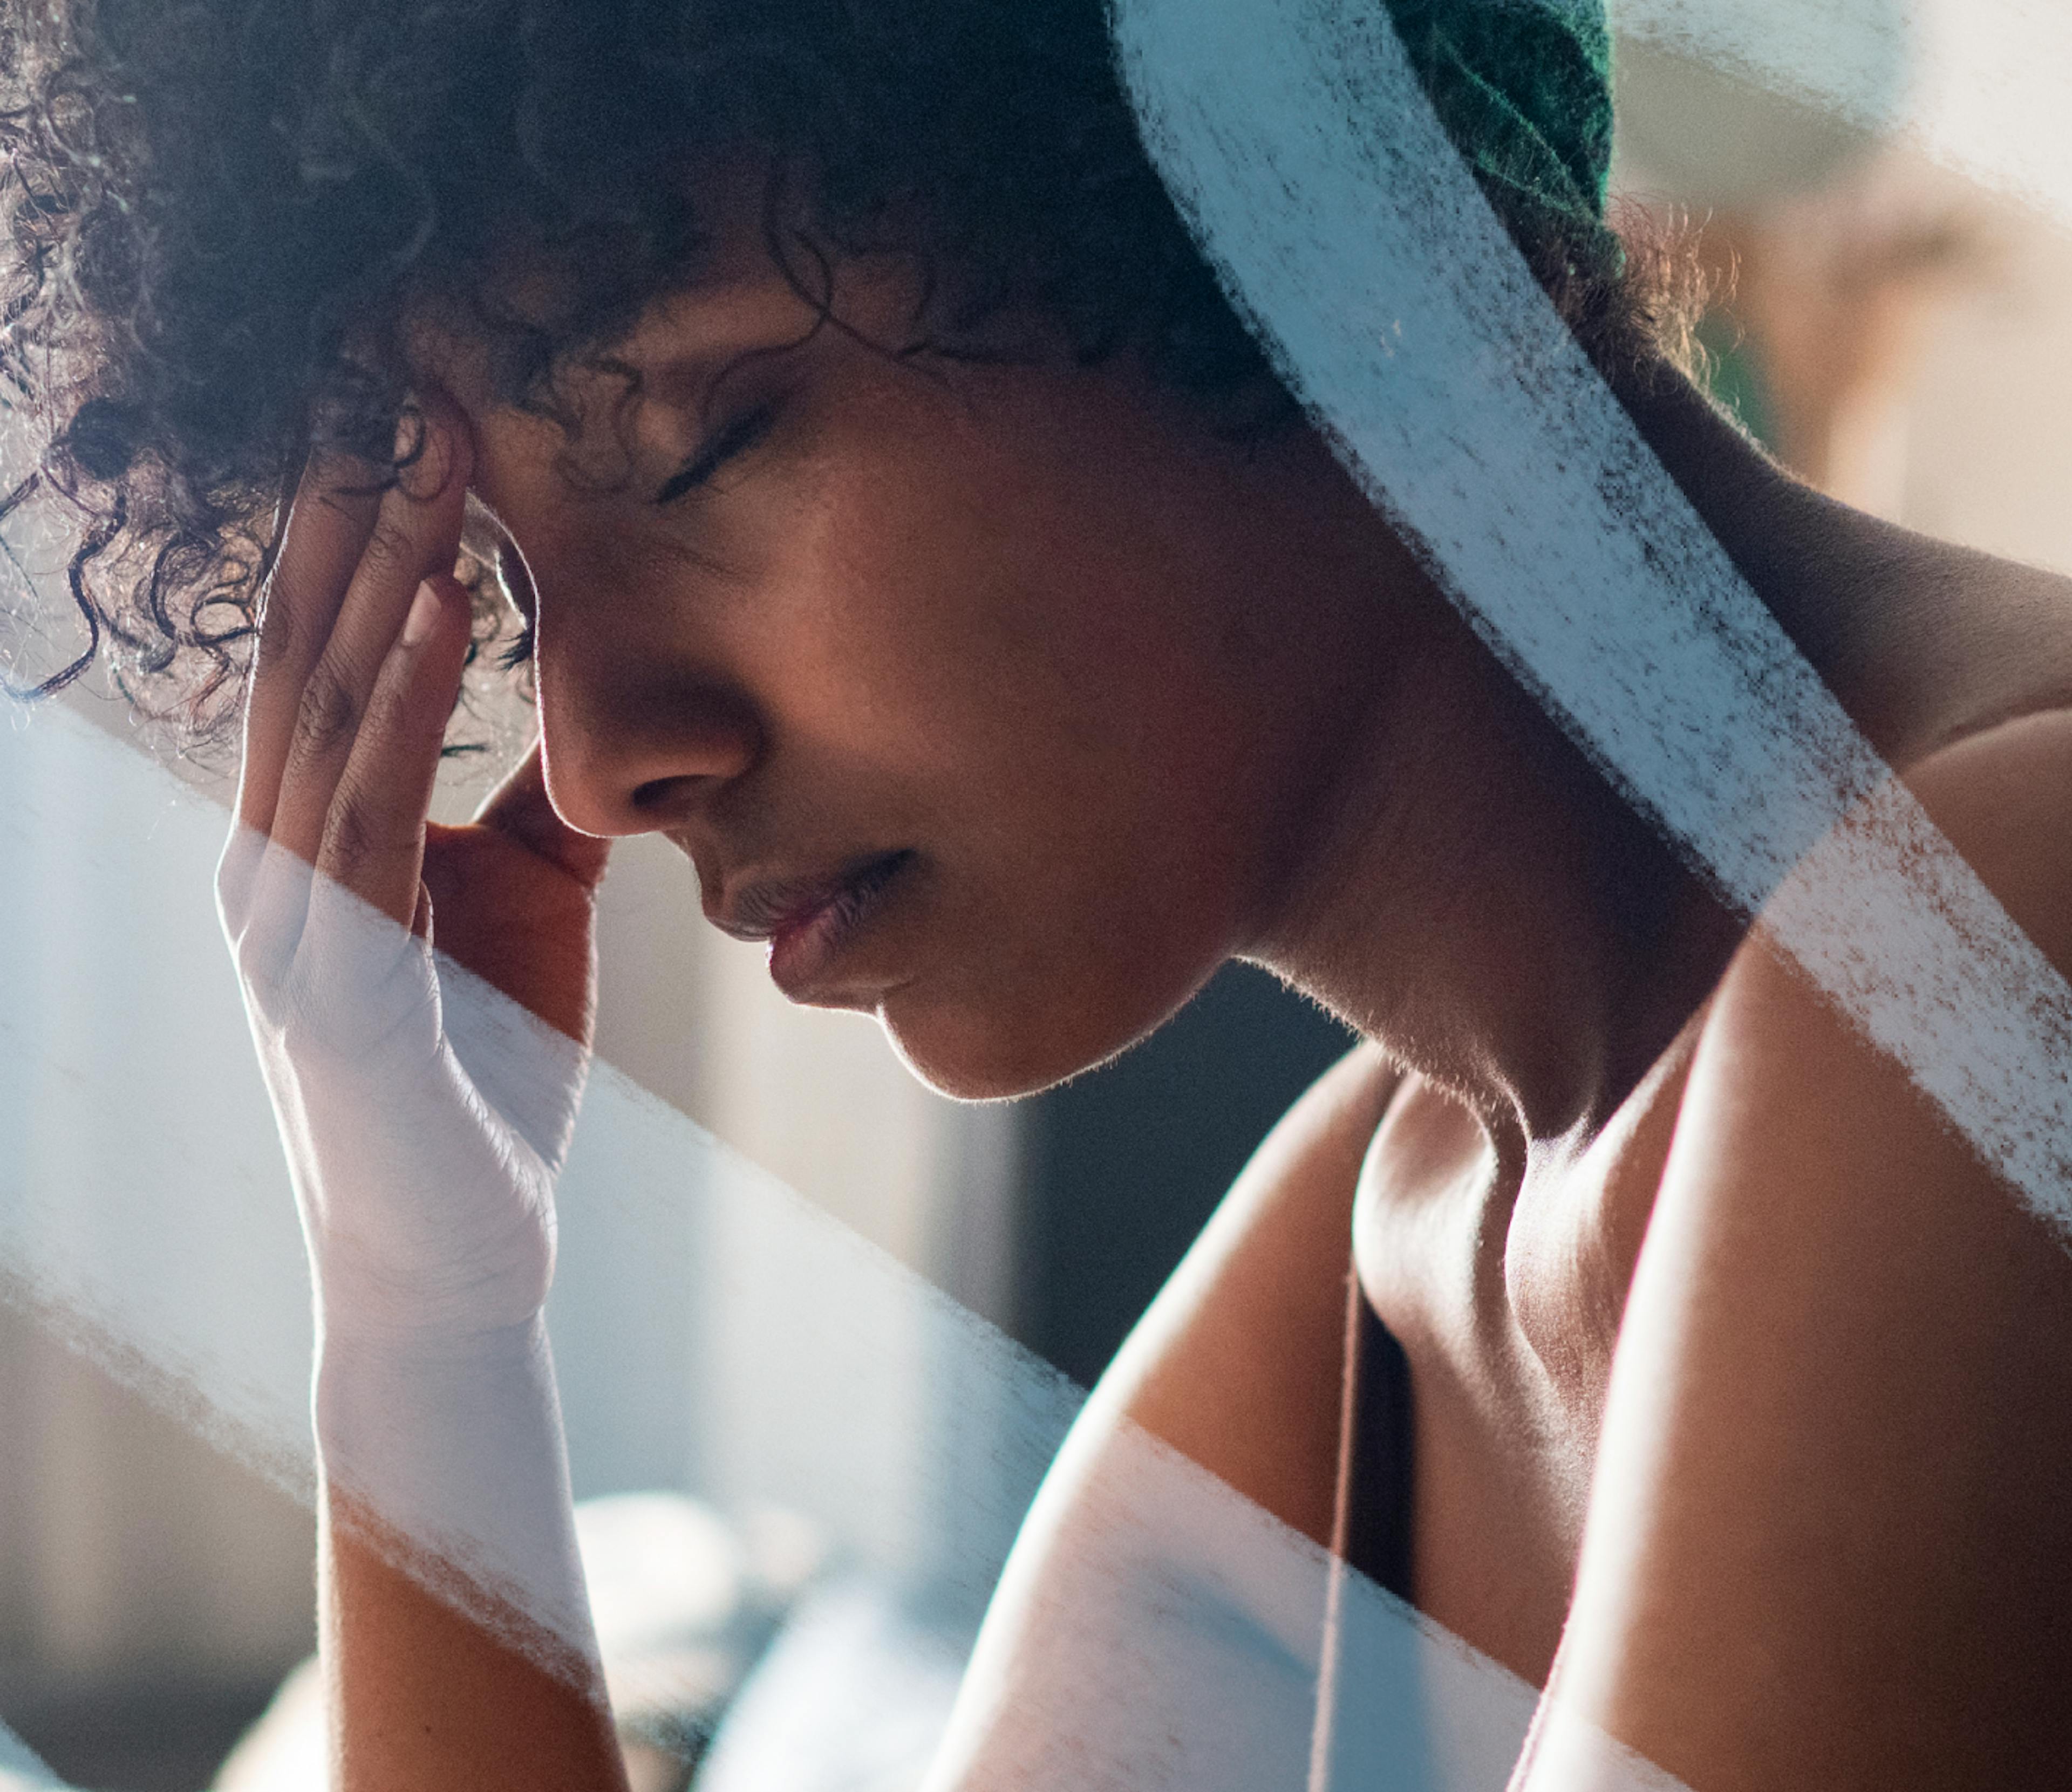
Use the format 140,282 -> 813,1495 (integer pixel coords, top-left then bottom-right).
4,5 -> 2072,1786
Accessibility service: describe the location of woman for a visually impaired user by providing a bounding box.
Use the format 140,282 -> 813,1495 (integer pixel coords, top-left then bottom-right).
7,2 -> 2072,1787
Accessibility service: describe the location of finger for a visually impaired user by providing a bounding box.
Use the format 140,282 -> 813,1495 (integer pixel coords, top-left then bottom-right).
315,574 -> 475,929
474,743 -> 613,891
268,408 -> 473,866
236,448 -> 383,836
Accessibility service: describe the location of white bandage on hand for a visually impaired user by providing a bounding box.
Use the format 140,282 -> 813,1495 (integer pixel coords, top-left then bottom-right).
218,818 -> 600,1661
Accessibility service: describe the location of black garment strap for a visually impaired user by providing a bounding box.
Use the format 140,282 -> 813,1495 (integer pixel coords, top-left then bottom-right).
1334,1276 -> 1416,1603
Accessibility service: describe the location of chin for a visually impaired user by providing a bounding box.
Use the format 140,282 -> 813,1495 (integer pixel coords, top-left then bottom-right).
872,976 -> 1193,1103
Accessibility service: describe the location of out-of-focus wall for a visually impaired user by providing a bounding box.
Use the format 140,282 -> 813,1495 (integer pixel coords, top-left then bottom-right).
1614,28 -> 2072,572
1901,211 -> 2072,572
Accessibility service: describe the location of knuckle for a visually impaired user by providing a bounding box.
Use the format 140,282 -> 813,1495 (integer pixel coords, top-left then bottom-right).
293,661 -> 362,757
234,934 -> 297,1025
320,796 -> 393,883
360,513 -> 421,577
286,902 -> 435,1045
274,987 -> 357,1076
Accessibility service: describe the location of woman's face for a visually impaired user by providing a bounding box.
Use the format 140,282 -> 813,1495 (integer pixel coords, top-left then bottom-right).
444,232 -> 1403,1098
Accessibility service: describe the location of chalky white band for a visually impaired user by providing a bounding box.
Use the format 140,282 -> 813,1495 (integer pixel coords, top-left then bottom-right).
217,819 -> 599,1663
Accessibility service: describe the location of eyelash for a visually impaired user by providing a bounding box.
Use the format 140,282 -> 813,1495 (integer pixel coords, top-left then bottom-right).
655,399 -> 781,506
497,618 -> 535,672
497,400 -> 782,669
495,542 -> 538,671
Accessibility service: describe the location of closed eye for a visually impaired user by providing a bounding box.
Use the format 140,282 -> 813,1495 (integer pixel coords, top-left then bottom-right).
497,618 -> 535,672
491,400 -> 781,669
655,400 -> 780,506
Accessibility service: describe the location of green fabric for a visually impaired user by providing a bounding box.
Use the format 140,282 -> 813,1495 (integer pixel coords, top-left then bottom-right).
1381,0 -> 1619,272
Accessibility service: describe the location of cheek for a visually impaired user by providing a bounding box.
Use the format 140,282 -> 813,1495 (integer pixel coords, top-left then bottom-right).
759,396 -> 1288,1091
844,676 -> 1257,1092
870,749 -> 1258,1098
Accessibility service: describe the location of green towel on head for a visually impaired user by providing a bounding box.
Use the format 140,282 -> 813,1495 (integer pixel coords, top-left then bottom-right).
1383,0 -> 1619,275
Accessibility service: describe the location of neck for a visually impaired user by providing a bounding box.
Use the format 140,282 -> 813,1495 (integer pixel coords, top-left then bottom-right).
1250,364 -> 1910,1154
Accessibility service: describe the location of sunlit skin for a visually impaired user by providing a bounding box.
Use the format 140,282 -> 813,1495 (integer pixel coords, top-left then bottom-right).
250,184 -> 2072,1789
442,256 -> 1447,1100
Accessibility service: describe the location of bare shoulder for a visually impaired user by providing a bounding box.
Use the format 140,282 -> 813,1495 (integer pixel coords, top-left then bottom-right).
1900,703 -> 2072,945
1541,711 -> 2072,1789
1695,700 -> 2072,1198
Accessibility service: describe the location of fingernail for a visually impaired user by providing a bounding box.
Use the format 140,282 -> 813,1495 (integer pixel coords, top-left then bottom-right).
403,581 -> 442,646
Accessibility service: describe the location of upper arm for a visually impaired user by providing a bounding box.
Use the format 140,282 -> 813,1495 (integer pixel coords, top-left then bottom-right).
1540,716 -> 2072,1792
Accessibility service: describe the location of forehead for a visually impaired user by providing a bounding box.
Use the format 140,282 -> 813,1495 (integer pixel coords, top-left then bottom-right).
416,200 -> 923,433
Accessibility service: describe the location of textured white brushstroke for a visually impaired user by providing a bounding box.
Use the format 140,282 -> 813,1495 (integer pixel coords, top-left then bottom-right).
219,805 -> 602,1663
930,1409 -> 1334,1790
698,1582 -> 969,1792
929,1396 -> 1552,1792
1505,1698 -> 1688,1792
1312,1552 -> 1539,1792
1114,0 -> 2072,1239
0,1720 -> 64,1790
0,702 -> 317,1490
0,698 -> 1078,1645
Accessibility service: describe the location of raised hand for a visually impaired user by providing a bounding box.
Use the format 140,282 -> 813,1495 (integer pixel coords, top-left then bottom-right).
216,401 -> 610,1350
214,406 -> 630,1779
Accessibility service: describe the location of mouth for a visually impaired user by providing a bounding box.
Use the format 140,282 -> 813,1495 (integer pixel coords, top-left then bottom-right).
714,849 -> 917,997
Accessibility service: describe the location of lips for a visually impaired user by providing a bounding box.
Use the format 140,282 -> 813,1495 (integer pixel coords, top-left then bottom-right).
713,849 -> 916,997
714,849 -> 910,941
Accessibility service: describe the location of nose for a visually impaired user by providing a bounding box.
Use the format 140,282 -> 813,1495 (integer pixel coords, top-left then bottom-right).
535,650 -> 763,839
468,491 -> 763,838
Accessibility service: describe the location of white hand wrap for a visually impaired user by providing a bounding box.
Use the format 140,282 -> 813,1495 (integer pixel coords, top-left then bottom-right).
218,820 -> 599,1658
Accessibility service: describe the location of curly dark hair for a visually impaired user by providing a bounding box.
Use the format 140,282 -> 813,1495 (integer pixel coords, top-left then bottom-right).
0,0 -> 1678,737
